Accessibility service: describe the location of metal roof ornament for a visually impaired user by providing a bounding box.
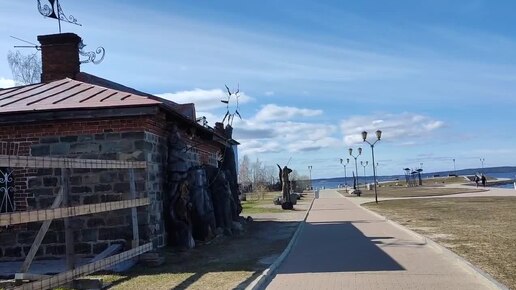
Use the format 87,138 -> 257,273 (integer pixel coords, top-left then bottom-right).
37,0 -> 81,33
79,41 -> 105,65
221,84 -> 242,126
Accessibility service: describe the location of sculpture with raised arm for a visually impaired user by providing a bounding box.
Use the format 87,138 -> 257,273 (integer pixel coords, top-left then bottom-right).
277,164 -> 293,210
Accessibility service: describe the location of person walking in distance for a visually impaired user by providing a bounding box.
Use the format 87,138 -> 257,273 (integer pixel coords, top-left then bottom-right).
474,174 -> 480,187
481,174 -> 487,187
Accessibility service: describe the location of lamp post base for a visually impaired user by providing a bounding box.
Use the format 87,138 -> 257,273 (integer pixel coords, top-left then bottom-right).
350,189 -> 362,196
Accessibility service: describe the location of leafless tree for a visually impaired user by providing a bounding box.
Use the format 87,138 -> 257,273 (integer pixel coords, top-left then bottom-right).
7,50 -> 41,85
238,155 -> 252,185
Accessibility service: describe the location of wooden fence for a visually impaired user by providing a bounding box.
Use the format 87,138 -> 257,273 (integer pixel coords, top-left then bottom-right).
0,155 -> 152,290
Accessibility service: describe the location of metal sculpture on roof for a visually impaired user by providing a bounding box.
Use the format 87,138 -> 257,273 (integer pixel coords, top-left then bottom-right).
36,0 -> 106,65
221,84 -> 242,126
37,0 -> 81,33
79,41 -> 105,65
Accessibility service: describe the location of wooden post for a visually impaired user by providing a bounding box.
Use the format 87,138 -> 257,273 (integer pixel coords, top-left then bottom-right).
16,243 -> 153,290
19,188 -> 64,273
61,168 -> 75,270
129,168 -> 139,248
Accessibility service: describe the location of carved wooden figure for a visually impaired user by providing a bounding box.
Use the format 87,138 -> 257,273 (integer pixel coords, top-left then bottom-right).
277,164 -> 293,209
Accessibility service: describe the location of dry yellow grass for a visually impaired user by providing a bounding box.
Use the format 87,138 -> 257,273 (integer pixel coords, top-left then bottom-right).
338,186 -> 485,198
96,220 -> 297,289
364,197 -> 516,289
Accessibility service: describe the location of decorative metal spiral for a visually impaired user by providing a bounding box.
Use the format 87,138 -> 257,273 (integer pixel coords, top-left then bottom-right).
36,0 -> 81,27
79,41 -> 106,65
58,4 -> 79,25
37,0 -> 54,18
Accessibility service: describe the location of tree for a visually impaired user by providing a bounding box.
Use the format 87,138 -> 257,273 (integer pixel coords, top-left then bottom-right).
7,50 -> 41,85
290,170 -> 310,192
238,155 -> 252,186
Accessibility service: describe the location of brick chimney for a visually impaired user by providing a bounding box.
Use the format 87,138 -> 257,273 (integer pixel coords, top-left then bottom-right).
37,33 -> 82,82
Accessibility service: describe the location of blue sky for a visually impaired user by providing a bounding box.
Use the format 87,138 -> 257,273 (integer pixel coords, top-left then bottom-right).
1,0 -> 516,178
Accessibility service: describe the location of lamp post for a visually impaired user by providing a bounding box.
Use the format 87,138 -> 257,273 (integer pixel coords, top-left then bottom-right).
308,165 -> 313,190
480,158 -> 485,171
404,167 -> 411,186
349,147 -> 362,190
362,130 -> 382,203
416,168 -> 423,186
361,161 -> 368,185
375,162 -> 380,184
339,158 -> 349,190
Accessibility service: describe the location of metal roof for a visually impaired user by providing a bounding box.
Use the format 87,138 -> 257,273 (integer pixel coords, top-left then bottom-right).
0,78 -> 163,113
0,74 -> 233,145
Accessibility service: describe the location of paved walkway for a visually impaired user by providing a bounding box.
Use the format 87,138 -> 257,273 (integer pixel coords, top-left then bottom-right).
265,190 -> 500,290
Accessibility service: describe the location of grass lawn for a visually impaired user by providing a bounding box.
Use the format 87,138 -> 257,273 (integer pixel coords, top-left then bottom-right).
364,197 -> 516,289
338,186 -> 485,198
241,191 -> 284,214
241,201 -> 284,214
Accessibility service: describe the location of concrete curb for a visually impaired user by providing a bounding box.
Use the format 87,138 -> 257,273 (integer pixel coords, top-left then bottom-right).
245,197 -> 316,290
350,196 -> 509,290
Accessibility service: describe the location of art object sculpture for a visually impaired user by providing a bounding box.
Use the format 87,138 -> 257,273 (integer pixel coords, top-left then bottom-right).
277,164 -> 293,210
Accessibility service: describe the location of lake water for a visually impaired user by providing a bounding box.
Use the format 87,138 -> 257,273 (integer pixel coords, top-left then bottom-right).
311,170 -> 516,190
311,175 -> 403,190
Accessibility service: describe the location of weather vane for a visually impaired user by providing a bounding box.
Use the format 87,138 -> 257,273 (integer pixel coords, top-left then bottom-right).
37,0 -> 81,33
221,84 -> 242,126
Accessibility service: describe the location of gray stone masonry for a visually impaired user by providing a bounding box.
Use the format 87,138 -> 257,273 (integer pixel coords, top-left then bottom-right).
0,131 -> 166,261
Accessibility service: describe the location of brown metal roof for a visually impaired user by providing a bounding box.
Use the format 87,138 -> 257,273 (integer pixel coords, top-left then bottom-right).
0,75 -> 231,144
0,78 -> 162,113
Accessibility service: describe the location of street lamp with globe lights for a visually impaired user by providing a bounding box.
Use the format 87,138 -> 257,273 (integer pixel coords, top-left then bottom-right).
362,130 -> 382,203
349,147 -> 362,190
339,158 -> 349,191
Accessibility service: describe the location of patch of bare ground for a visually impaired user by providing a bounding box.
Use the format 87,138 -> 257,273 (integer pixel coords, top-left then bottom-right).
92,193 -> 313,290
364,197 -> 516,289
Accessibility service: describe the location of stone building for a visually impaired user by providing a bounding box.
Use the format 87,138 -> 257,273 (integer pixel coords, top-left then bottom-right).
0,33 -> 240,262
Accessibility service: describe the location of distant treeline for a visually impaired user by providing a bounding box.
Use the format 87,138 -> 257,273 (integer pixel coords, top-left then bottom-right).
435,166 -> 516,176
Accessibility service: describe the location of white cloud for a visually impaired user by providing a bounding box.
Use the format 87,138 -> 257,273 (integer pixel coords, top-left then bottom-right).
423,121 -> 445,131
0,77 -> 15,89
265,91 -> 275,96
254,104 -> 323,122
238,139 -> 282,155
156,88 -> 254,111
287,137 -> 340,152
158,90 -> 338,156
234,118 -> 339,155
341,112 -> 445,145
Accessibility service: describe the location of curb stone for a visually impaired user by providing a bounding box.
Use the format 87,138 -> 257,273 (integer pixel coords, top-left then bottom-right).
245,197 -> 316,290
349,195 -> 509,290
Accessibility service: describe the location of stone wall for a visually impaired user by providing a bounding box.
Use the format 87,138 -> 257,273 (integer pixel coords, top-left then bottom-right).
0,111 -> 226,260
0,115 -> 167,261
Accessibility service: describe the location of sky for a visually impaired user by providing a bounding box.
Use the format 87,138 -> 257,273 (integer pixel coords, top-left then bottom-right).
1,0 -> 516,179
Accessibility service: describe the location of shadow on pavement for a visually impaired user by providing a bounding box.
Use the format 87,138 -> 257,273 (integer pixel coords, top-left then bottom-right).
276,222 -> 405,274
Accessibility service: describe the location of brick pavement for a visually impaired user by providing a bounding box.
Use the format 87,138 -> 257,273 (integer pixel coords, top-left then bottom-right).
265,190 -> 501,290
